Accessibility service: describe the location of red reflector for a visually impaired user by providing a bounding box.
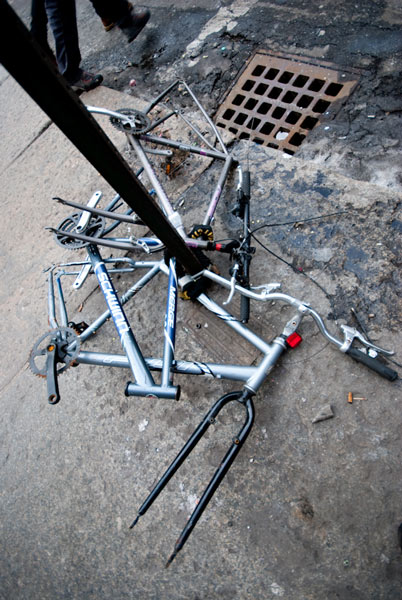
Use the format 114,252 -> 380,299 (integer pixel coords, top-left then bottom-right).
215,243 -> 222,251
286,332 -> 302,348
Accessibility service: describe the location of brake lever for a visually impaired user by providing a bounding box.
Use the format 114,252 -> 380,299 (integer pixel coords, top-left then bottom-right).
223,264 -> 239,305
340,325 -> 394,356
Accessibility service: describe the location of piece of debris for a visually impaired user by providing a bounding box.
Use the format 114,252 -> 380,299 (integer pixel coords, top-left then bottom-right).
347,392 -> 367,404
312,404 -> 334,423
138,419 -> 149,432
275,131 -> 288,141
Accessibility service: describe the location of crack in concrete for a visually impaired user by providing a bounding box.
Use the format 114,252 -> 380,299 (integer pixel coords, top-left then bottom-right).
1,120 -> 52,176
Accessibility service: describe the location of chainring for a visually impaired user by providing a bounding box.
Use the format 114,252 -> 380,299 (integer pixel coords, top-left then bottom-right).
54,212 -> 105,249
29,327 -> 80,377
110,108 -> 152,134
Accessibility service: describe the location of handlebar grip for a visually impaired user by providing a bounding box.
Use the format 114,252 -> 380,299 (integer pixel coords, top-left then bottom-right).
240,294 -> 250,324
346,348 -> 398,381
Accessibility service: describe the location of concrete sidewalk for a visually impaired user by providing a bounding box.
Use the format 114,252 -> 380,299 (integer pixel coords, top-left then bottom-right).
1,65 -> 402,600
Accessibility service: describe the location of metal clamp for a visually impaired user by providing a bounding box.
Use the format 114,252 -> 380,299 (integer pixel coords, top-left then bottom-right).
250,283 -> 281,297
282,313 -> 303,337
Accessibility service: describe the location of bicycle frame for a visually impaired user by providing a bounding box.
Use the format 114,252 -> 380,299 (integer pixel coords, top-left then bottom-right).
31,80 -> 398,566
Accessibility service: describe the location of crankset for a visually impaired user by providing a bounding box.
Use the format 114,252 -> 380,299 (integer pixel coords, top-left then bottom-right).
29,327 -> 80,403
54,212 -> 105,249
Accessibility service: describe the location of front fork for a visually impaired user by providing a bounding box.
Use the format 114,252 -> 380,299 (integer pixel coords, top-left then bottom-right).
130,317 -> 299,565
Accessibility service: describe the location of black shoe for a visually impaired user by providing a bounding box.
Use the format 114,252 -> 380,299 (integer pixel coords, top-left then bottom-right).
121,9 -> 150,43
101,1 -> 133,31
71,70 -> 103,92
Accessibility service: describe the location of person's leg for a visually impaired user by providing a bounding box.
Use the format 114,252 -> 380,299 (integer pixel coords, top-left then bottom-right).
44,0 -> 102,90
30,0 -> 54,57
44,0 -> 81,83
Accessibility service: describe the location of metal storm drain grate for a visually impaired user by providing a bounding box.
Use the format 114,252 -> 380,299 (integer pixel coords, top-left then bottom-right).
215,51 -> 359,155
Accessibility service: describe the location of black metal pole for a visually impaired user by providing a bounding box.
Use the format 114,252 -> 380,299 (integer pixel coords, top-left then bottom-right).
0,0 -> 202,275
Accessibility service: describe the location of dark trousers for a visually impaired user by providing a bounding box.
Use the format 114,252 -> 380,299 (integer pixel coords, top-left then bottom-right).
31,0 -> 81,82
30,0 -> 132,83
30,0 -> 50,52
43,0 -> 81,83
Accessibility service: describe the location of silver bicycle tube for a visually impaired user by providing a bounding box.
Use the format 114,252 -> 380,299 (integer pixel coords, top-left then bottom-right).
203,154 -> 234,227
55,272 -> 68,327
47,267 -> 58,329
79,262 -> 162,343
76,351 -> 258,382
127,134 -> 187,239
196,293 -> 272,354
87,245 -> 154,387
139,134 -> 227,160
161,258 -> 178,388
178,80 -> 228,155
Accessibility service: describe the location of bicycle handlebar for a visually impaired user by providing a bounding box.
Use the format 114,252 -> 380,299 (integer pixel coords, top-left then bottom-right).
194,269 -> 397,380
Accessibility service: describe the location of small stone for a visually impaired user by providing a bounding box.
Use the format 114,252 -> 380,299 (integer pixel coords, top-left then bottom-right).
312,404 -> 334,424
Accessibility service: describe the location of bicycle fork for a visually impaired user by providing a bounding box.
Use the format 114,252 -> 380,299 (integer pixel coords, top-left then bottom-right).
130,315 -> 302,565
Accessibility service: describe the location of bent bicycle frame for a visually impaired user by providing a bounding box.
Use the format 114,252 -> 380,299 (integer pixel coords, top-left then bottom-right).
33,80 -> 398,566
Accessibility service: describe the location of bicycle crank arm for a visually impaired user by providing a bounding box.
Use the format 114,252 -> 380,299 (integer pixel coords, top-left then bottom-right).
45,343 -> 60,404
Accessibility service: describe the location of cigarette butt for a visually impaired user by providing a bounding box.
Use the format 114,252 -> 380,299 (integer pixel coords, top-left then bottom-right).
348,392 -> 367,404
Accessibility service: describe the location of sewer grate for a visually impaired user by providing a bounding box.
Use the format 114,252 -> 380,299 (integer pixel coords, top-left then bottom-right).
215,51 -> 360,155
